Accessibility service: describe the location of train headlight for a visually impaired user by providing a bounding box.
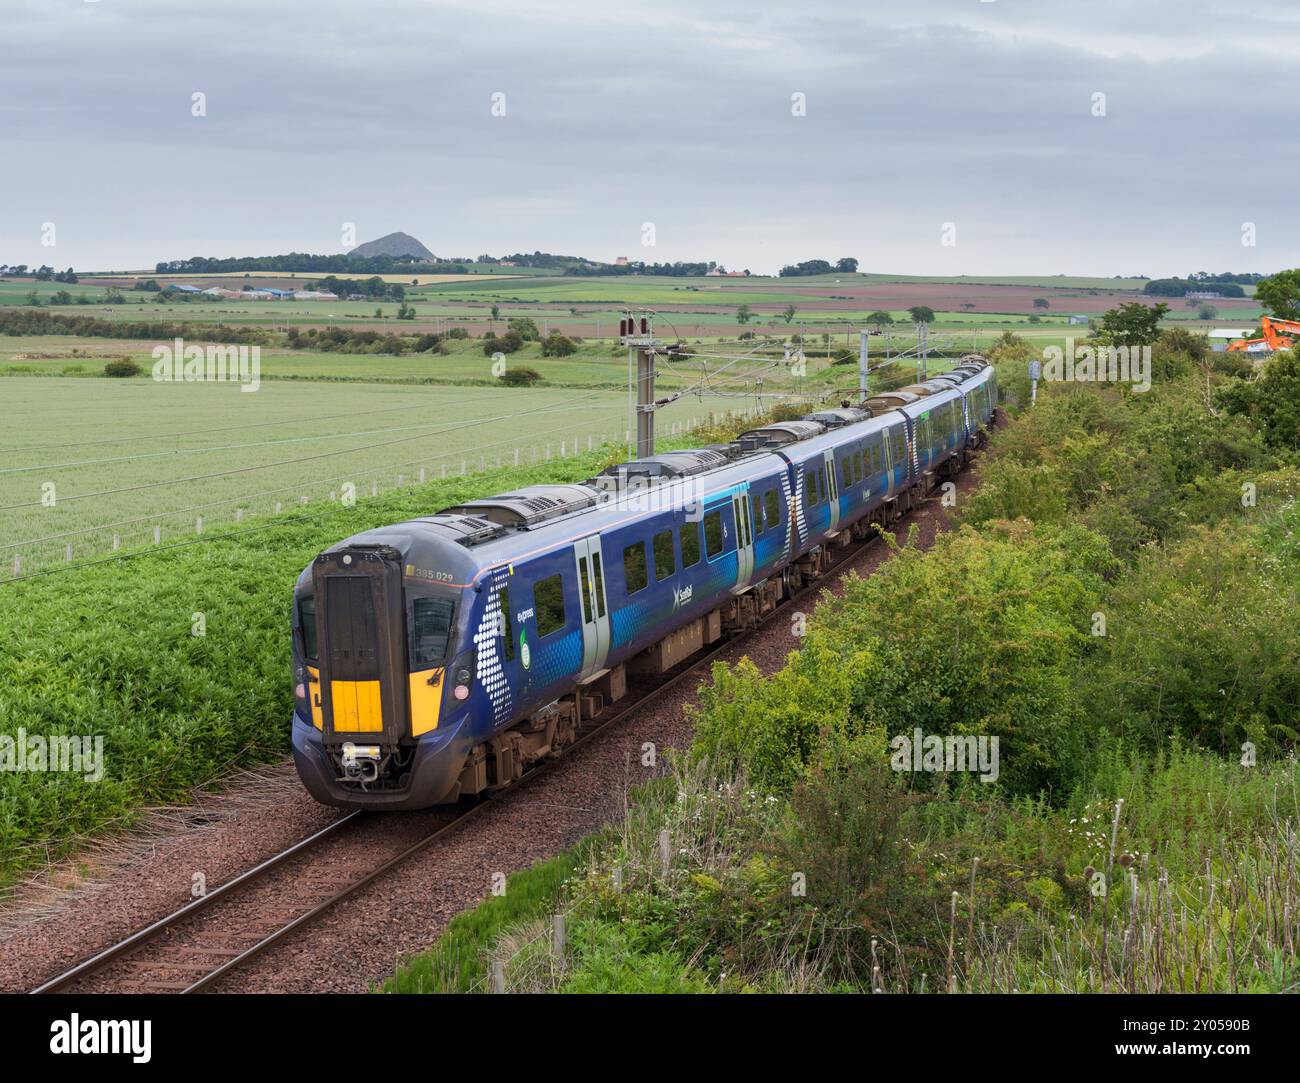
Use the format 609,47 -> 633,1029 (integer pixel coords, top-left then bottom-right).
294,682 -> 306,700
453,683 -> 470,701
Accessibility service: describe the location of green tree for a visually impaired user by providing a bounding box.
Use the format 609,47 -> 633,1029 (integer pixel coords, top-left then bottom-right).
736,304 -> 752,325
1197,303 -> 1219,320
1254,269 -> 1300,321
507,317 -> 540,341
1092,301 -> 1168,347
866,310 -> 893,331
1217,348 -> 1300,449
540,331 -> 577,357
1033,297 -> 1050,310
782,304 -> 797,324
907,305 -> 935,325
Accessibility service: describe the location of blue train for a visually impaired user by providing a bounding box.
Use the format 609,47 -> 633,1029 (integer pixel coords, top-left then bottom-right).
290,356 -> 996,808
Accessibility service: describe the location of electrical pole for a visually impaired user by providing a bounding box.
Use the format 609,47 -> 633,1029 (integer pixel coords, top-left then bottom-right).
622,309 -> 657,458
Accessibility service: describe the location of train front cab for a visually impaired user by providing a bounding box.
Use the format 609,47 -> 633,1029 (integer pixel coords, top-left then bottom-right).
291,544 -> 477,810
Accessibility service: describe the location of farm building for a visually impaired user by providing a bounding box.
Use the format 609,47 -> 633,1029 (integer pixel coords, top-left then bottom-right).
1208,328 -> 1253,352
1067,314 -> 1089,325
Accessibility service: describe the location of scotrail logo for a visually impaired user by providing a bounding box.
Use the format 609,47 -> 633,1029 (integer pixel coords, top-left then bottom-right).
152,337 -> 260,392
1041,338 -> 1150,393
890,727 -> 999,783
672,583 -> 693,610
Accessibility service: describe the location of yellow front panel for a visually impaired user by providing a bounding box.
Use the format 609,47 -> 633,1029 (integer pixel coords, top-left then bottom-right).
307,666 -> 324,730
409,668 -> 444,737
330,679 -> 384,733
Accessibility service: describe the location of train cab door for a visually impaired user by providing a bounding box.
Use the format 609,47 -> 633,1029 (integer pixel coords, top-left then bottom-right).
312,546 -> 410,753
822,449 -> 841,533
730,488 -> 755,590
573,535 -> 610,679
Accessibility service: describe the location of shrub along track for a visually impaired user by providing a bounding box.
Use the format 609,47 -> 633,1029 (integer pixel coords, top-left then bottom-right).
4,419 -> 997,994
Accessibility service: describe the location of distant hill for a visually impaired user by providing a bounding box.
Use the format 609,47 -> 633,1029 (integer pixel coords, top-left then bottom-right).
347,232 -> 435,261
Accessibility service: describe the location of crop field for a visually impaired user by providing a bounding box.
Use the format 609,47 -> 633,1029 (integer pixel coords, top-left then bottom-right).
0,378 -> 761,579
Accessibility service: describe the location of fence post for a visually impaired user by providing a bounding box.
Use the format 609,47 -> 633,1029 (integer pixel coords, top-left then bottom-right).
553,913 -> 566,970
659,828 -> 671,878
65,543 -> 73,562
491,960 -> 506,994
196,516 -> 203,535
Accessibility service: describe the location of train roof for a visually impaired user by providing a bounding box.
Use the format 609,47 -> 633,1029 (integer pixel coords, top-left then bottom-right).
298,357 -> 995,590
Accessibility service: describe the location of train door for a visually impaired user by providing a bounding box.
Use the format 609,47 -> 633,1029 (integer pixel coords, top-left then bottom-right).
730,488 -> 755,590
573,535 -> 610,679
312,546 -> 410,751
822,449 -> 840,533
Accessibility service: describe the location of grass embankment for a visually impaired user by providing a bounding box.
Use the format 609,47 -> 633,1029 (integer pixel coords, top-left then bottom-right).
386,332 -> 1300,993
0,410 -> 780,889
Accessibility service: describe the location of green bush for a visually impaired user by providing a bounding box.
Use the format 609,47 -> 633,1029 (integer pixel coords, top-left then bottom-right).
692,523 -> 1113,797
499,366 -> 541,387
102,358 -> 141,378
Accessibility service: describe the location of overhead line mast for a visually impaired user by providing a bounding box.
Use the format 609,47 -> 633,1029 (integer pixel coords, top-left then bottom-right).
621,309 -> 658,458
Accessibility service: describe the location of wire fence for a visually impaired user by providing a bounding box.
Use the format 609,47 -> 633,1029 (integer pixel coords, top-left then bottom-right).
2,401 -> 771,582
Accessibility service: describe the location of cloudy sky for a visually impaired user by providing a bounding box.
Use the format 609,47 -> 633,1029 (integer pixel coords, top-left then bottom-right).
2,0 -> 1298,276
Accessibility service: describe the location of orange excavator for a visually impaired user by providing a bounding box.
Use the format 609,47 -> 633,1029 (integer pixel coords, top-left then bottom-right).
1228,315 -> 1300,353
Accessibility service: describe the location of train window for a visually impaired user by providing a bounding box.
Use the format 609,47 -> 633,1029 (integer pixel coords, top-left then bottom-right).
704,509 -> 725,558
764,488 -> 780,527
496,586 -> 514,662
751,493 -> 764,535
623,541 -> 648,594
591,551 -> 606,618
841,457 -> 852,489
410,596 -> 455,667
892,428 -> 905,463
817,468 -> 827,502
299,595 -> 317,661
857,449 -> 866,479
680,522 -> 701,567
804,471 -> 817,506
577,556 -> 592,622
653,530 -> 675,580
534,575 -> 566,637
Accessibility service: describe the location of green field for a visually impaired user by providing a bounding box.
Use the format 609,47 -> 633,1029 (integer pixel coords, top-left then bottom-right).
0,378 -> 765,578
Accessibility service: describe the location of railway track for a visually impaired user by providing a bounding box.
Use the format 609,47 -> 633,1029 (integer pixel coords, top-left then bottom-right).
30,457 -> 979,995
